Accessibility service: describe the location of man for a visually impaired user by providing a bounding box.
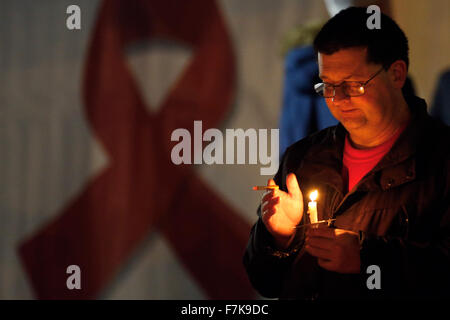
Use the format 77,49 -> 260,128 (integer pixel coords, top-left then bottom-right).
243,7 -> 449,299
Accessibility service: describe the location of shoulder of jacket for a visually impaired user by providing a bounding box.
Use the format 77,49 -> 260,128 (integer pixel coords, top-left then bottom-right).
283,126 -> 338,164
287,126 -> 337,151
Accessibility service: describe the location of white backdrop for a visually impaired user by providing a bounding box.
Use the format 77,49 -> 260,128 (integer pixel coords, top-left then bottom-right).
0,0 -> 330,299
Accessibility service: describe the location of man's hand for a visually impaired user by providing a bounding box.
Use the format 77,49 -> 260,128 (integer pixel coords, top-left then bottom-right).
305,227 -> 361,273
261,173 -> 303,249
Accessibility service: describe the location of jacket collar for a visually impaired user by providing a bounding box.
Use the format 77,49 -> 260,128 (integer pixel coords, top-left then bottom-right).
361,95 -> 429,191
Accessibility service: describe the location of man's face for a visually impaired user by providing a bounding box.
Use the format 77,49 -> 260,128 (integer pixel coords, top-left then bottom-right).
318,47 -> 396,136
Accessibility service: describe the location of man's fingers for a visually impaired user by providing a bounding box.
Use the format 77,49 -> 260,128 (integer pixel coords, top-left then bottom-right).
307,227 -> 336,239
267,179 -> 276,186
305,235 -> 334,251
261,197 -> 280,213
317,258 -> 334,271
305,244 -> 333,260
307,227 -> 360,241
286,173 -> 301,200
262,190 -> 276,203
261,206 -> 276,225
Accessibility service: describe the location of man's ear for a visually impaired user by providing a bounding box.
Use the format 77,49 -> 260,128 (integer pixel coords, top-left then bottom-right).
388,60 -> 408,89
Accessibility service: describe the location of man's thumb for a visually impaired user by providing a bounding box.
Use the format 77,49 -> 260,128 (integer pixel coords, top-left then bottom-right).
267,179 -> 276,186
286,173 -> 301,199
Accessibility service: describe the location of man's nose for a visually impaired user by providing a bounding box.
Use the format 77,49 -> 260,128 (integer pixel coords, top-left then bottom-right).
332,86 -> 350,103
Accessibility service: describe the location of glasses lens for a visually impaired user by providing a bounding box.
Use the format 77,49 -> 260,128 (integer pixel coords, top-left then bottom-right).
315,83 -> 334,97
323,84 -> 334,98
345,84 -> 365,96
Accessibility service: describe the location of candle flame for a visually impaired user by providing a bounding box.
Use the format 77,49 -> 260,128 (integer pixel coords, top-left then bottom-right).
309,190 -> 318,201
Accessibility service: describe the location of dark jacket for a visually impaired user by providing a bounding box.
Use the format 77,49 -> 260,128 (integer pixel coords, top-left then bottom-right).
243,96 -> 450,299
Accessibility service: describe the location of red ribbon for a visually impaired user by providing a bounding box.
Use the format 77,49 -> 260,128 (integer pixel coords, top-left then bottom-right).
18,0 -> 254,299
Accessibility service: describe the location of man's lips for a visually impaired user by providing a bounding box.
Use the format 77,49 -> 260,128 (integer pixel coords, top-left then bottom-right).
340,108 -> 358,113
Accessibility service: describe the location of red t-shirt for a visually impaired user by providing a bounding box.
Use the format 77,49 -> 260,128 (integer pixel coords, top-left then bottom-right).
342,126 -> 406,192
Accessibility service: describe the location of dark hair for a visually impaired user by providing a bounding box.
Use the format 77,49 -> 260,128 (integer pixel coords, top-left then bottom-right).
313,7 -> 409,70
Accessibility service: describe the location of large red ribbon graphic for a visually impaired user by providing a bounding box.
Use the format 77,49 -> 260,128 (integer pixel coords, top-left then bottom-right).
18,0 -> 255,299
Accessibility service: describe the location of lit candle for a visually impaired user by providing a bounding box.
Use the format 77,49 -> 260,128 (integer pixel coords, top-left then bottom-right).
308,190 -> 318,224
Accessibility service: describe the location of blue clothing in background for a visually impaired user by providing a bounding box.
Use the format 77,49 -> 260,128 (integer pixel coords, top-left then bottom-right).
279,46 -> 337,158
431,70 -> 450,126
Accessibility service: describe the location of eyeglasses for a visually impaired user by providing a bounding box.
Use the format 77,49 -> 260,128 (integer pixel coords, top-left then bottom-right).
314,67 -> 384,98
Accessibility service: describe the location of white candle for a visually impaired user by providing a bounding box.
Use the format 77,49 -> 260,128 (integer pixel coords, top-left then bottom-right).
308,190 -> 318,224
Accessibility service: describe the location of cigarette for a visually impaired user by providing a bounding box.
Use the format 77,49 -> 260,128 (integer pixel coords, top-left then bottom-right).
252,185 -> 279,190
